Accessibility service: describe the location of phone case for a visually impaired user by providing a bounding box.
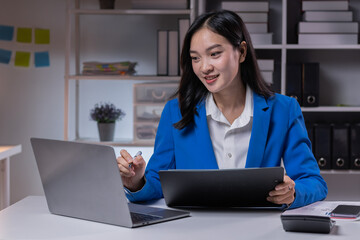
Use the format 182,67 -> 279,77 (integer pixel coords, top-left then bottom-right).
330,205 -> 360,218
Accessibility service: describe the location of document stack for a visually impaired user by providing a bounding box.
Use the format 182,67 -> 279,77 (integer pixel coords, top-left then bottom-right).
82,61 -> 137,75
299,0 -> 359,44
221,1 -> 273,45
257,59 -> 274,86
157,18 -> 190,76
131,0 -> 188,9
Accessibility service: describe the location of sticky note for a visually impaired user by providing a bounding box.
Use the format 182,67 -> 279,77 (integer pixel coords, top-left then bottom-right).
16,27 -> 32,43
14,51 -> 31,67
34,51 -> 50,67
0,48 -> 12,64
0,25 -> 14,41
35,28 -> 50,44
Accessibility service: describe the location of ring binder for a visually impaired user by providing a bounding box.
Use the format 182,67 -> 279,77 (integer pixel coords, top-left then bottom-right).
332,124 -> 350,170
314,123 -> 332,169
350,123 -> 360,170
302,63 -> 319,107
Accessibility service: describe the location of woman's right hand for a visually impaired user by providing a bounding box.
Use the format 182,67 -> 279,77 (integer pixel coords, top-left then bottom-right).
117,149 -> 146,192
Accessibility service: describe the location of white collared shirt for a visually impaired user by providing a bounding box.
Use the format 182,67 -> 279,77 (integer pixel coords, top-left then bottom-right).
205,85 -> 254,169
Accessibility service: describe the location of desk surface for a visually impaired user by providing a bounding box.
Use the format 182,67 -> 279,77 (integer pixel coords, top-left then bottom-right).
1,196 -> 360,240
0,145 -> 21,160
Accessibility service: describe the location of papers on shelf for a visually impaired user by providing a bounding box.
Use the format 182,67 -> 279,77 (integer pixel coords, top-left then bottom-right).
82,61 -> 137,75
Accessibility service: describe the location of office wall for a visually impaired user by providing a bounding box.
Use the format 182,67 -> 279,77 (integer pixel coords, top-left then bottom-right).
0,0 -> 67,203
0,0 -> 157,205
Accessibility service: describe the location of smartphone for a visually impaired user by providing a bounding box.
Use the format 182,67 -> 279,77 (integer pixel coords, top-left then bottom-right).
330,205 -> 360,218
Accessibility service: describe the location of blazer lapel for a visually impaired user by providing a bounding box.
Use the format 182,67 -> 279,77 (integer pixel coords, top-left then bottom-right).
246,93 -> 271,168
193,102 -> 219,169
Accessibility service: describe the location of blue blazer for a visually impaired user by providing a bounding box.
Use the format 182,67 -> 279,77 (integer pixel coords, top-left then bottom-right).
127,92 -> 328,209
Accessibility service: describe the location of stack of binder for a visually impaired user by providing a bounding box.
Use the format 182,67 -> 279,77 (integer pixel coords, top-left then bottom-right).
131,0 -> 188,9
221,1 -> 273,45
286,62 -> 319,107
309,122 -> 360,170
299,0 -> 359,44
157,19 -> 190,76
257,59 -> 274,86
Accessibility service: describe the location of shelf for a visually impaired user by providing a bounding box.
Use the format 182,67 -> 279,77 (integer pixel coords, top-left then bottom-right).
74,138 -> 154,147
253,44 -> 283,49
286,44 -> 360,50
70,9 -> 191,16
67,75 -> 181,81
301,106 -> 360,112
321,170 -> 360,175
134,102 -> 167,106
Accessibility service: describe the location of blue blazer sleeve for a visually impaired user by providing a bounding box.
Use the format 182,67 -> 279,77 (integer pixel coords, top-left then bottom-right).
281,98 -> 328,208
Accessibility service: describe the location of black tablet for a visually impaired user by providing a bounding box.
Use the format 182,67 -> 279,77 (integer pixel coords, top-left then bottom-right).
159,167 -> 284,208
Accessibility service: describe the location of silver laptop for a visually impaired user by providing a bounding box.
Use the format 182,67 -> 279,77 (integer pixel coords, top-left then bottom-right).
30,138 -> 190,228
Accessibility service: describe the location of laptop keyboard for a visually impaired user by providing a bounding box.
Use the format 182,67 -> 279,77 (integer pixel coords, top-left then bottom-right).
130,212 -> 162,223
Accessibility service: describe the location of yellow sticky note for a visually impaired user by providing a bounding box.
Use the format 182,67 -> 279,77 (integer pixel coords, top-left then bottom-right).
35,28 -> 50,44
17,28 -> 32,43
14,51 -> 31,67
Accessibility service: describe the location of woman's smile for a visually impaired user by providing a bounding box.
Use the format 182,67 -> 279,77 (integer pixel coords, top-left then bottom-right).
204,74 -> 219,84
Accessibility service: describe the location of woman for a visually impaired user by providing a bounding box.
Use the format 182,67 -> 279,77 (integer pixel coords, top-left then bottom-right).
117,10 -> 327,209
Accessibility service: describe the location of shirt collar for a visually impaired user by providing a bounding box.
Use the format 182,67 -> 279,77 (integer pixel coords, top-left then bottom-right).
206,85 -> 253,127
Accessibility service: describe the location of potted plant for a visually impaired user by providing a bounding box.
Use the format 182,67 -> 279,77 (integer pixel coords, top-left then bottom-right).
90,102 -> 125,141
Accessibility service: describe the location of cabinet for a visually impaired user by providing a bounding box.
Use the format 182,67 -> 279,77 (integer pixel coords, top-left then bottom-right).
65,0 -> 360,199
133,82 -> 178,143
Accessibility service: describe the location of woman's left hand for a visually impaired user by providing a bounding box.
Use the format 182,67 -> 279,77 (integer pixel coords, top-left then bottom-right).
267,175 -> 295,206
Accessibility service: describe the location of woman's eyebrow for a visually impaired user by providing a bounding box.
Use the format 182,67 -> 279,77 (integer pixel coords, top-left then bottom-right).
190,44 -> 222,54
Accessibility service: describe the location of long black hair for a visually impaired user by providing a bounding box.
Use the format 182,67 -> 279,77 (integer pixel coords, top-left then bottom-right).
173,10 -> 273,130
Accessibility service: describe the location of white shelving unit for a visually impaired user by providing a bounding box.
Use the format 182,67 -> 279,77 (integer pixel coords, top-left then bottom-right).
64,0 -> 196,145
200,0 -> 360,200
64,0 -> 360,198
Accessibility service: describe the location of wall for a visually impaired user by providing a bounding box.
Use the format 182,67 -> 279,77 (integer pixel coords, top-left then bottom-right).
0,0 -> 158,205
0,0 -> 66,203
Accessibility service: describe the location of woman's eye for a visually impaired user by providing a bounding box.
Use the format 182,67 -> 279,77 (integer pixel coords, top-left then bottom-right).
191,56 -> 199,62
211,52 -> 221,57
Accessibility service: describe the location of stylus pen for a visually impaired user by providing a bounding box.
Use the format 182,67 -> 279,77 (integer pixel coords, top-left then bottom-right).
128,151 -> 142,169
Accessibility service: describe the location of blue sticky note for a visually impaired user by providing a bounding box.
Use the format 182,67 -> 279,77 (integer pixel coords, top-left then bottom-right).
0,48 -> 12,64
0,25 -> 14,41
34,51 -> 50,67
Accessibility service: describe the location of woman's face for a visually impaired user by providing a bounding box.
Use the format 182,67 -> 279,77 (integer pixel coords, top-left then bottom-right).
190,27 -> 245,94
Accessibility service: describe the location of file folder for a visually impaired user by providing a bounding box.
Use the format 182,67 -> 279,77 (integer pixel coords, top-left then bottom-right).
286,63 -> 302,105
157,30 -> 168,75
314,124 -> 331,169
350,123 -> 360,170
306,122 -> 315,154
302,63 -> 319,107
332,124 -> 350,169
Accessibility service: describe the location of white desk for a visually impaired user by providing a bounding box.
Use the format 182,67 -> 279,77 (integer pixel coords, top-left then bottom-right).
0,145 -> 21,210
1,196 -> 360,240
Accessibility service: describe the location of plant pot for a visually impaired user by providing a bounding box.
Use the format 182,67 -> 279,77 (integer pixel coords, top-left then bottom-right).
97,122 -> 115,141
99,0 -> 115,9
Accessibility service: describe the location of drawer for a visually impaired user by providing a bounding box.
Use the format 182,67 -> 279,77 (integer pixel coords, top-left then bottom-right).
134,83 -> 178,103
134,123 -> 158,141
134,105 -> 164,122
